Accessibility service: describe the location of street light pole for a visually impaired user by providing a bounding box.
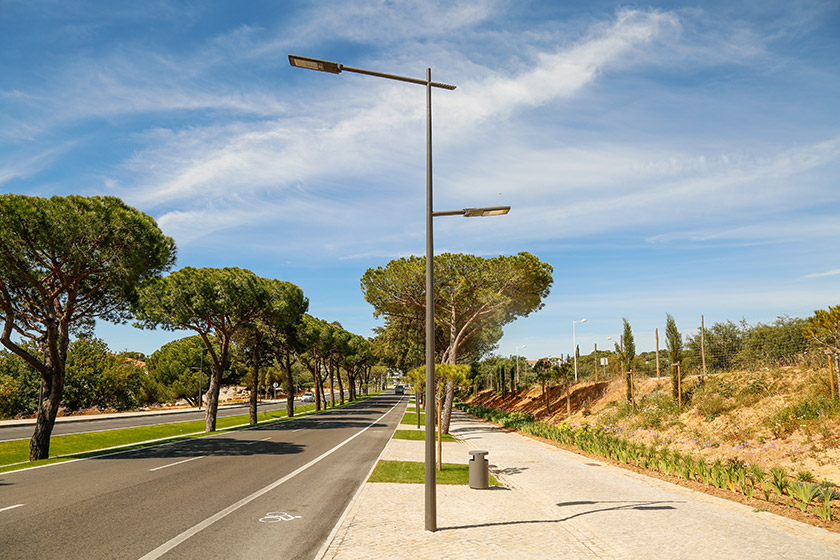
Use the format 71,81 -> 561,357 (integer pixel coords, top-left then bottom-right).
424,67 -> 437,533
573,318 -> 587,382
289,55 -> 509,533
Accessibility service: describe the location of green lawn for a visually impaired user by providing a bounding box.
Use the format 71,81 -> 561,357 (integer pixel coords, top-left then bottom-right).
400,412 -> 426,426
368,459 -> 500,486
392,429 -> 455,442
0,402 -> 328,473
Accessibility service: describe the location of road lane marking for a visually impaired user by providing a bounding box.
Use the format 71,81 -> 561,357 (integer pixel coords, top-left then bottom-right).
245,437 -> 272,445
0,504 -> 24,513
149,456 -> 205,472
313,398 -> 407,560
138,398 -> 400,560
259,512 -> 301,523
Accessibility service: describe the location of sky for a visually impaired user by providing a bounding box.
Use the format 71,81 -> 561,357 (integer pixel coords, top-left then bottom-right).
2,0 -> 839,361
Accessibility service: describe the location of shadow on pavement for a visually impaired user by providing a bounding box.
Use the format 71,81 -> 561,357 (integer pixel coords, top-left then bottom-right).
439,500 -> 682,531
96,436 -> 306,460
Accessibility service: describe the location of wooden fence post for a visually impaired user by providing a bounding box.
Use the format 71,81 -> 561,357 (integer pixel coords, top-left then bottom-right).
655,327 -> 661,378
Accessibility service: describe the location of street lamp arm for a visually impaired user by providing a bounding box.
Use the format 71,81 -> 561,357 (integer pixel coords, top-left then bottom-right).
342,64 -> 457,90
288,55 -> 456,90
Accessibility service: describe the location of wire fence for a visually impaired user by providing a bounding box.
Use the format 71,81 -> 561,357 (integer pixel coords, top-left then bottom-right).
572,314 -> 824,382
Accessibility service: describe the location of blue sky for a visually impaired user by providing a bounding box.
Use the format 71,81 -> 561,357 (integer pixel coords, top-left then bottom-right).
2,1 -> 839,361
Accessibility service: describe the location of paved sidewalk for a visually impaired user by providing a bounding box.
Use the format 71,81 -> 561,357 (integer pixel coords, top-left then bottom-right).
320,408 -> 840,560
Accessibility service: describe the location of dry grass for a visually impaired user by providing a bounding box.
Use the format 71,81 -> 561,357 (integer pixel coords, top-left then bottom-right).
468,366 -> 840,484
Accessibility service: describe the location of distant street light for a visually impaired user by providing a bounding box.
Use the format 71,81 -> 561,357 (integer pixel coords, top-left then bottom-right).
190,348 -> 208,410
289,54 -> 507,533
515,344 -> 526,384
573,318 -> 587,382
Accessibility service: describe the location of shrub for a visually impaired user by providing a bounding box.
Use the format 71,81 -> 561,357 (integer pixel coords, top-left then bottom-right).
635,392 -> 679,429
763,396 -> 840,437
698,393 -> 734,421
789,482 -> 821,512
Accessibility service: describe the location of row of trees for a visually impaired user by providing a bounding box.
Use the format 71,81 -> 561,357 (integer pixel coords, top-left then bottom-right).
0,339 -> 147,418
0,195 -> 379,461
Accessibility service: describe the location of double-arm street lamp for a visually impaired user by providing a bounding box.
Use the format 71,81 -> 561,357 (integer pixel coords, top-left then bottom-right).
572,318 -> 587,382
289,54 -> 508,532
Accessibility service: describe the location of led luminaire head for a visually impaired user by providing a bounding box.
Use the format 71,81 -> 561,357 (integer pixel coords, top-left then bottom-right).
463,206 -> 511,217
288,55 -> 342,74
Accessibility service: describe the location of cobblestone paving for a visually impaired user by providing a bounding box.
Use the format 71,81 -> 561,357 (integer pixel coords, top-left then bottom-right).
320,409 -> 840,560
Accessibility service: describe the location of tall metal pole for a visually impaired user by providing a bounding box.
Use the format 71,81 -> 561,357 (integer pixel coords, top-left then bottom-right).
424,67 -> 437,533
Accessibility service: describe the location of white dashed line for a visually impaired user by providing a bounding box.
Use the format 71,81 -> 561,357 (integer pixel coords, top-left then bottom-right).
149,456 -> 205,472
0,504 -> 24,513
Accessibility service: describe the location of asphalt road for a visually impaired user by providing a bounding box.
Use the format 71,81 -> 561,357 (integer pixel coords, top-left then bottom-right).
0,392 -> 350,442
0,391 -> 407,560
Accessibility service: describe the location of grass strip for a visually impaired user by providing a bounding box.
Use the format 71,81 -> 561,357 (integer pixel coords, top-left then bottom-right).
0,396 -> 386,473
400,412 -> 426,426
368,459 -> 500,486
392,429 -> 455,442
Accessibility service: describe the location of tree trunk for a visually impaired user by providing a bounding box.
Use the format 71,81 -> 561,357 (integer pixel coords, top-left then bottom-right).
283,350 -> 295,418
249,337 -> 261,425
500,365 -> 506,398
30,371 -> 63,461
510,363 -> 516,394
329,361 -> 335,408
205,362 -> 223,432
310,355 -> 321,411
336,363 -> 345,405
566,378 -> 571,418
440,379 -> 456,434
834,353 -> 840,399
544,381 -> 551,415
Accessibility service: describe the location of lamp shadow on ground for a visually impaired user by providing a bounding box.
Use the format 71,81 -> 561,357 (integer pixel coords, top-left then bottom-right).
491,466 -> 529,476
438,500 -> 682,531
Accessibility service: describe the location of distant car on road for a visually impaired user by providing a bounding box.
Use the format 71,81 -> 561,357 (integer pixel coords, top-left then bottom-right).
394,385 -> 404,394
301,392 -> 315,402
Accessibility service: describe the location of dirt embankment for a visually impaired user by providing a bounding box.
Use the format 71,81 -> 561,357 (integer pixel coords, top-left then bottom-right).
467,369 -> 840,484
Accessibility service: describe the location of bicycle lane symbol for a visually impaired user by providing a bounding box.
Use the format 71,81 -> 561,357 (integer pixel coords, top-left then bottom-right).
259,512 -> 302,523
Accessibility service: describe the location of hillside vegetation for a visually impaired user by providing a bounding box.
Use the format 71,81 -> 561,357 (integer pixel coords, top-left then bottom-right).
467,365 -> 840,485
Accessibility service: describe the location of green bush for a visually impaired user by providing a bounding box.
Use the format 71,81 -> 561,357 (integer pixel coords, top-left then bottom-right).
763,396 -> 840,437
635,392 -> 679,428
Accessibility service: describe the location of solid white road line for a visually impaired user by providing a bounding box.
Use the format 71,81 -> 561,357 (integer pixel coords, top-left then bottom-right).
0,504 -> 24,513
245,437 -> 272,445
138,398 -> 400,560
148,456 -> 205,472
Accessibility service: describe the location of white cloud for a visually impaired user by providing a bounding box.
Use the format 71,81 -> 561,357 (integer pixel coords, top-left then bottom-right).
802,269 -> 840,280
